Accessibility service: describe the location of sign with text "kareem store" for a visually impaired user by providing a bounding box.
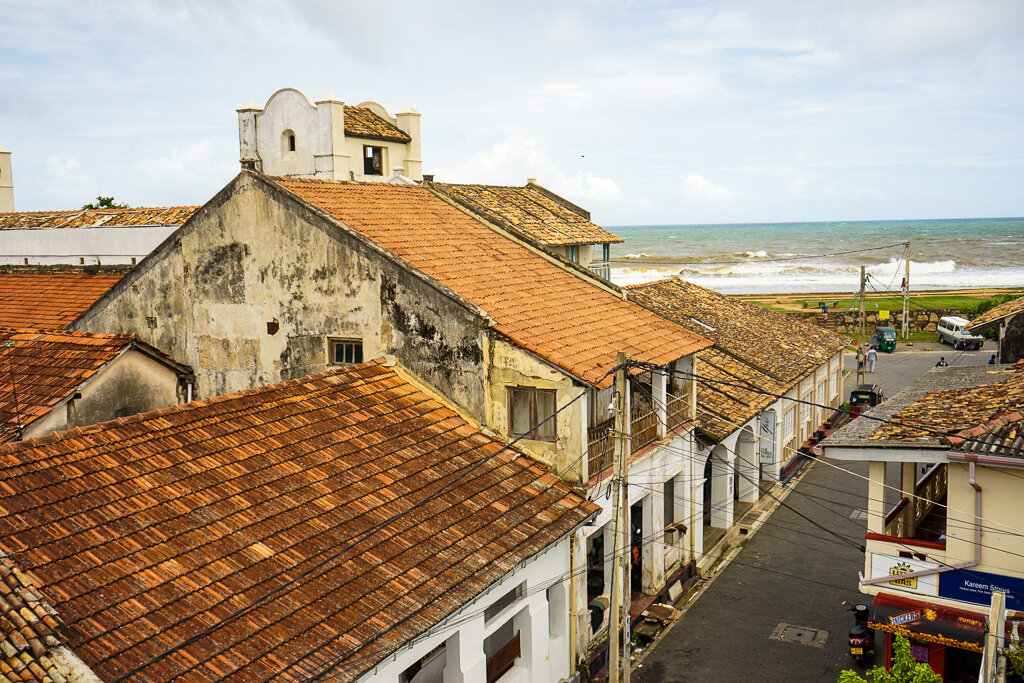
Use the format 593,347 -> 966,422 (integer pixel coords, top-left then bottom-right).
870,554 -> 939,597
939,569 -> 1024,612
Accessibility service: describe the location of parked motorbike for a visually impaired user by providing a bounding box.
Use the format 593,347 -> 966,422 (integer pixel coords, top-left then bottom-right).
843,600 -> 875,666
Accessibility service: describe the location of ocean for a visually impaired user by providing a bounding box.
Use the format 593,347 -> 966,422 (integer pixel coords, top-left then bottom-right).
608,217 -> 1024,294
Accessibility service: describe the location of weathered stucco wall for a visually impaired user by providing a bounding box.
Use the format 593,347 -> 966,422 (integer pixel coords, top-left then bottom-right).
73,173 -> 489,421
486,337 -> 584,484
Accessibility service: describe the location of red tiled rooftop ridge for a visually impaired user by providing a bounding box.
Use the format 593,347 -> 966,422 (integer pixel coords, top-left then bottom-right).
0,206 -> 197,230
0,270 -> 124,329
271,177 -> 711,388
430,182 -> 623,247
0,361 -> 596,682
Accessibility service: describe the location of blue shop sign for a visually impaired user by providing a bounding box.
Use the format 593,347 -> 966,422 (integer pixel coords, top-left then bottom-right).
938,569 -> 1024,611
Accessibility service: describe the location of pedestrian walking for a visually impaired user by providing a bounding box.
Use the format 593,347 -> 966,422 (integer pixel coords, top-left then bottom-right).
936,357 -> 948,367
867,346 -> 877,373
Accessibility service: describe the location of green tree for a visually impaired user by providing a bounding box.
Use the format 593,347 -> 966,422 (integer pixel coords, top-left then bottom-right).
82,196 -> 128,210
837,635 -> 941,683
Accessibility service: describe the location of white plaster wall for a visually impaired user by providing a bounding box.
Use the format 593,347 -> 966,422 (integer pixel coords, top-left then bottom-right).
359,537 -> 574,683
0,226 -> 176,264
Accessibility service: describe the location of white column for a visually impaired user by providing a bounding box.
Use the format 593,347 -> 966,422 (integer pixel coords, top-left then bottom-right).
653,371 -> 667,438
580,391 -> 591,484
691,454 -> 705,563
444,618 -> 486,683
710,449 -> 734,529
642,491 -> 665,594
867,461 -> 886,535
515,598 -> 550,682
736,435 -> 759,504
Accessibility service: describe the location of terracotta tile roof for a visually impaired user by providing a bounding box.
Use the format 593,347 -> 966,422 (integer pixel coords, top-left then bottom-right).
430,182 -> 623,247
0,329 -> 181,443
694,348 -> 786,441
871,363 -> 1024,441
0,361 -> 597,682
271,178 -> 711,388
969,294 -> 1024,331
0,553 -> 67,683
627,277 -> 848,386
0,206 -> 197,230
343,106 -> 411,144
945,412 -> 1024,456
0,267 -> 124,329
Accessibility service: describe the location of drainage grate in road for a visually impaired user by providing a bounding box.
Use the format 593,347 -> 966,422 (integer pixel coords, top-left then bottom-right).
849,509 -> 870,520
769,623 -> 829,648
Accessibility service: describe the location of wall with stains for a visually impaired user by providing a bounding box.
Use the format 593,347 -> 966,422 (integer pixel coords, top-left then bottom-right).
74,173 -> 489,421
486,337 -> 585,485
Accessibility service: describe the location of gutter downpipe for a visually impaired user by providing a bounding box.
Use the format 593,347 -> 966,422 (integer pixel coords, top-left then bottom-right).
861,457 -> 985,586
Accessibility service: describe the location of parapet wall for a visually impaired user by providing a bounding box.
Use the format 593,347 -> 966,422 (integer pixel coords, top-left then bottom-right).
796,308 -> 963,335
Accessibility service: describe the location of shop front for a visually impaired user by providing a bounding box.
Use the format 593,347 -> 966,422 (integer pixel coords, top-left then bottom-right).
869,593 -> 984,682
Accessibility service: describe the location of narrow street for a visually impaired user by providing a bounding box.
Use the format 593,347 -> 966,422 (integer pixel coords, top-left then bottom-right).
634,341 -> 996,682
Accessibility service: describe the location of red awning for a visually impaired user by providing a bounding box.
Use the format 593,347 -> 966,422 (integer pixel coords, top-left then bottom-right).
868,593 -> 986,653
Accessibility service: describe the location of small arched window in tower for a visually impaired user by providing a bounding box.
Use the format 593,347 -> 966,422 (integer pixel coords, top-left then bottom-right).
281,130 -> 297,157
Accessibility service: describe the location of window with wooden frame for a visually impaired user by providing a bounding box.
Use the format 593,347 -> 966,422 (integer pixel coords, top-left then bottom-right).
328,338 -> 363,366
363,145 -> 384,175
508,387 -> 556,441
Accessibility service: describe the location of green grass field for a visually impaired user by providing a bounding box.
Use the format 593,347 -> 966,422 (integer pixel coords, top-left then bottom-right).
799,295 -> 993,310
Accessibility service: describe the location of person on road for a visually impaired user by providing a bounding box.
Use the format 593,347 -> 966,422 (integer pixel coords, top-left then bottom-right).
867,346 -> 877,373
989,354 -> 997,365
936,357 -> 948,367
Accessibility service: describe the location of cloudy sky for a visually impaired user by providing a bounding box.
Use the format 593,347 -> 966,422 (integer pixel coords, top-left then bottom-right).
1,1 -> 1022,225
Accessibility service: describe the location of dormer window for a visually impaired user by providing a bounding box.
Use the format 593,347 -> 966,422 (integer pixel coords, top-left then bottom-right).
363,145 -> 383,175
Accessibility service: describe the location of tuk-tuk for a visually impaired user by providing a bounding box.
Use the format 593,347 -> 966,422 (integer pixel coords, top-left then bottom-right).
868,325 -> 897,353
849,384 -> 884,415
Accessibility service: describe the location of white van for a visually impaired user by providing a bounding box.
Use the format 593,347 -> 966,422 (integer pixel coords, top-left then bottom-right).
936,316 -> 984,350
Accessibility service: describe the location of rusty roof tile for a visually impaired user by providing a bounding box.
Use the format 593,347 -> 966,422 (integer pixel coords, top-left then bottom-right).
0,361 -> 597,682
430,182 -> 623,247
872,363 -> 1024,442
627,276 -> 848,386
342,106 -> 411,144
0,207 -> 197,231
0,553 -> 66,683
271,178 -> 711,388
969,294 -> 1024,330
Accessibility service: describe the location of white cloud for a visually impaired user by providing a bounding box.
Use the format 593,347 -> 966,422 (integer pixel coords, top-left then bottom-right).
139,140 -> 217,183
39,155 -> 96,206
433,136 -> 623,204
680,174 -> 732,203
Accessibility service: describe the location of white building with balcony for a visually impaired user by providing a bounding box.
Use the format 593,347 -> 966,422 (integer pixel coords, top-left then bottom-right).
823,362 -> 1024,681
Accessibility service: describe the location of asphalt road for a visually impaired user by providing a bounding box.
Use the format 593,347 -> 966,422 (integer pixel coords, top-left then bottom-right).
632,339 -> 997,682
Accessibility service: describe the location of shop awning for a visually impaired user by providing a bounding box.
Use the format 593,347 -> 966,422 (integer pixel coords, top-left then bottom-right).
868,593 -> 986,653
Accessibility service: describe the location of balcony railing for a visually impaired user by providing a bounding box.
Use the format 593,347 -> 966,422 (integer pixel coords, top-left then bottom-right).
884,463 -> 947,540
666,390 -> 691,430
587,418 -> 615,477
631,405 -> 659,452
587,261 -> 611,280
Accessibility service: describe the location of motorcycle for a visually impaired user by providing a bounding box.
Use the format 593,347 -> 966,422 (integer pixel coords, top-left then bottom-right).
843,600 -> 875,666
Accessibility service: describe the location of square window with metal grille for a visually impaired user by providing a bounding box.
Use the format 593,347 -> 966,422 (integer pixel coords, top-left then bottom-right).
329,339 -> 363,365
508,387 -> 556,441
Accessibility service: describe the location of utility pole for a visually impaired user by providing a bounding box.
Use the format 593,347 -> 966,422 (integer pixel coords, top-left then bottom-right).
608,352 -> 631,683
982,591 -> 1007,683
857,266 -> 867,386
902,242 -> 911,341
